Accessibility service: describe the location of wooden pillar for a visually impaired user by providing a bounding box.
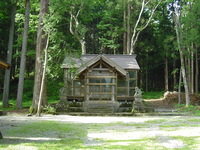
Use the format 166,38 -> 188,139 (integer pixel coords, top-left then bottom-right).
127,73 -> 130,96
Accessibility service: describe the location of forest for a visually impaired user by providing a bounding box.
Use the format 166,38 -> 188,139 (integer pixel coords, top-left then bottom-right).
0,0 -> 199,113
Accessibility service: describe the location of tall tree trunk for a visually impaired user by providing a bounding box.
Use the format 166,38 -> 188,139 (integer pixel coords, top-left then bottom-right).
145,68 -> 148,92
190,43 -> 194,94
195,46 -> 199,94
16,0 -> 30,109
36,34 -> 49,116
129,0 -> 161,54
178,70 -> 182,105
80,39 -> 86,55
2,5 -> 16,108
173,59 -> 177,90
187,47 -> 191,93
31,0 -> 49,113
69,4 -> 86,55
164,56 -> 169,91
126,1 -> 131,55
174,7 -> 190,107
123,0 -> 127,54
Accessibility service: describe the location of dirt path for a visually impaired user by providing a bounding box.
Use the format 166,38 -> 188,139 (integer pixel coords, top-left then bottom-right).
144,98 -> 174,108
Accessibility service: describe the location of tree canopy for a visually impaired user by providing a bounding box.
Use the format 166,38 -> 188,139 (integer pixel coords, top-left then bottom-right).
0,0 -> 199,108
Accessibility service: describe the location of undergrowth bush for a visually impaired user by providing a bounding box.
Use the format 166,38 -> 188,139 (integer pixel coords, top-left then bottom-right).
142,91 -> 164,99
176,104 -> 200,116
43,105 -> 57,114
0,78 -> 62,110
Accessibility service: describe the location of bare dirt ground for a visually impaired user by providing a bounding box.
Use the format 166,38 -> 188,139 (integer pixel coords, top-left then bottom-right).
144,98 -> 174,108
0,99 -> 200,149
1,114 -> 200,149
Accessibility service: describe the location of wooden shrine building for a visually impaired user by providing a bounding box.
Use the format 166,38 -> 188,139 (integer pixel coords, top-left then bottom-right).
59,54 -> 140,113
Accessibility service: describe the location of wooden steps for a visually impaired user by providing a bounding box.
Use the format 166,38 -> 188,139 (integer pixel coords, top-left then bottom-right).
84,101 -> 119,113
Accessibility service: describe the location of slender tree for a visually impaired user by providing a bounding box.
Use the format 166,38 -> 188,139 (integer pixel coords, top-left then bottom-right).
2,4 -> 16,108
123,0 -> 127,54
129,0 -> 161,54
16,0 -> 30,109
174,1 -> 190,107
126,0 -> 131,54
69,2 -> 87,54
36,34 -> 49,116
195,46 -> 198,94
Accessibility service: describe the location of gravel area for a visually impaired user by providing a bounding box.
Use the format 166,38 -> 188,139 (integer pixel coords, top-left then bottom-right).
0,114 -> 200,149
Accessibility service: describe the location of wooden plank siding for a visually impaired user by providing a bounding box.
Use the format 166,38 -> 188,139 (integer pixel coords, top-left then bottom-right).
59,54 -> 140,113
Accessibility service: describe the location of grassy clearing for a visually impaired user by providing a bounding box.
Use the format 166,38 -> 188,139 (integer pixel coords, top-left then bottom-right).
172,136 -> 200,150
175,104 -> 200,116
0,121 -> 87,150
1,116 -> 200,150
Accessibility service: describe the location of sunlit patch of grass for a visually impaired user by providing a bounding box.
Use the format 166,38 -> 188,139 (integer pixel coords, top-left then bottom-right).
175,104 -> 200,116
87,123 -> 118,132
161,127 -> 178,131
187,118 -> 200,122
5,121 -> 86,138
104,138 -> 166,150
0,121 -> 87,150
1,118 -> 200,150
159,119 -> 200,128
172,136 -> 200,150
113,122 -> 148,127
145,119 -> 167,124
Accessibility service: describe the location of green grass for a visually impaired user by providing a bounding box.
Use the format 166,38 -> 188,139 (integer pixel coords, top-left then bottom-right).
0,121 -> 87,150
142,91 -> 164,99
5,121 -> 86,138
172,136 -> 200,150
175,104 -> 200,116
1,117 -> 200,149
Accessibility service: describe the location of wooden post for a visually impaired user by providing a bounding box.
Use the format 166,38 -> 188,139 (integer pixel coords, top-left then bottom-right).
127,73 -> 130,96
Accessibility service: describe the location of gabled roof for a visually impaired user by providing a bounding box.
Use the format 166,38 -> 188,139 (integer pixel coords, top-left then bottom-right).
62,54 -> 140,75
76,55 -> 128,76
0,59 -> 10,69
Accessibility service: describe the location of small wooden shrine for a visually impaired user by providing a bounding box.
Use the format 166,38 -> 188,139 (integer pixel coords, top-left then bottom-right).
59,54 -> 140,113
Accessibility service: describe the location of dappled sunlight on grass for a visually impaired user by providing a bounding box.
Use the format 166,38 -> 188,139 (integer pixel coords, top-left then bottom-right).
0,115 -> 200,149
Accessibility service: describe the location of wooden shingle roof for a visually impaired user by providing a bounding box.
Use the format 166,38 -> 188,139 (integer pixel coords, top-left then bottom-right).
62,54 -> 140,70
76,55 -> 128,76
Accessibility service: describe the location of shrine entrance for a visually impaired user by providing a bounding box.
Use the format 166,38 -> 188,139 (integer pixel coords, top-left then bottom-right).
85,62 -> 117,101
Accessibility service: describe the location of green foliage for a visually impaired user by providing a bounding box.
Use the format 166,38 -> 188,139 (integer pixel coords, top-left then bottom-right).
23,79 -> 34,101
175,104 -> 200,116
43,105 -> 56,114
0,79 -> 61,111
0,99 -> 16,111
97,0 -> 123,53
142,91 -> 164,99
47,80 -> 63,102
0,0 -> 200,109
